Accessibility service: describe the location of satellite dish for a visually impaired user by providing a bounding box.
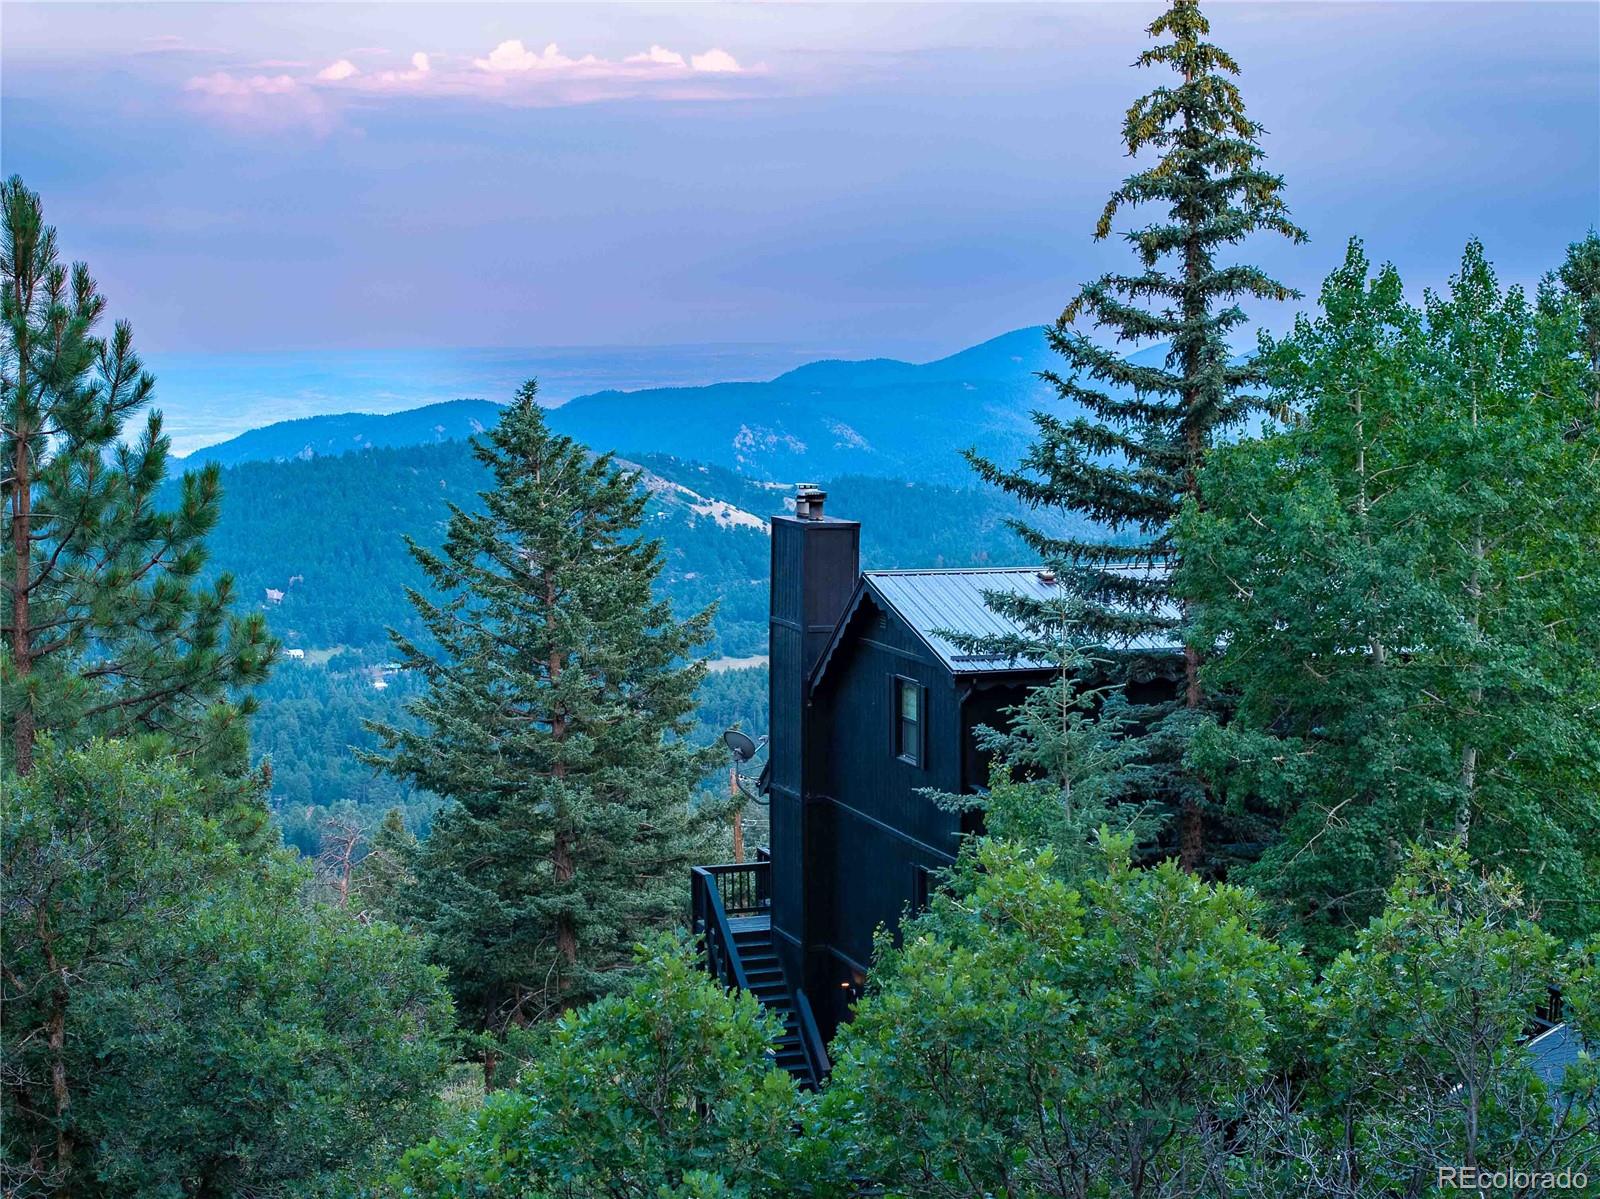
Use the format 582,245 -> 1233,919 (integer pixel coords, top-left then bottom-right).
723,729 -> 759,762
722,728 -> 770,803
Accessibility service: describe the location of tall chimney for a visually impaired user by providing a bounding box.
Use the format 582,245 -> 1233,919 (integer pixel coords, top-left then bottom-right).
767,486 -> 859,988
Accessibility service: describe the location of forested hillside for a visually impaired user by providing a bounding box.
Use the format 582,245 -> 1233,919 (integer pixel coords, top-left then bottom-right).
264,660 -> 769,855
163,440 -> 1088,845
172,441 -> 1075,658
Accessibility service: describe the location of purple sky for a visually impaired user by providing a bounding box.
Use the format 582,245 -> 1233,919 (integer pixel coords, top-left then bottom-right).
3,2 -> 1596,358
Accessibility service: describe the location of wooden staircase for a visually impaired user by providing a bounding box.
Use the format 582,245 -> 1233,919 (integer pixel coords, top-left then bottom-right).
691,860 -> 827,1088
731,918 -> 812,1082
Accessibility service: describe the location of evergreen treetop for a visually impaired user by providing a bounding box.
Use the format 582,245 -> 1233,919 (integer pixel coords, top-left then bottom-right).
967,0 -> 1304,868
973,0 -> 1304,589
1553,229 -> 1600,414
1,176 -> 275,792
366,385 -> 728,1079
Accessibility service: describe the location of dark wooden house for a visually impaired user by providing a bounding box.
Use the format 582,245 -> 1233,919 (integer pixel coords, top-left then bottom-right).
692,488 -> 1582,1096
690,486 -> 1162,1084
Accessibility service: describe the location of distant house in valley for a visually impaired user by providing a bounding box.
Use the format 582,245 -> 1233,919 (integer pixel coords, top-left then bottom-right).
265,588 -> 285,604
690,486 -> 1178,1085
284,647 -> 306,660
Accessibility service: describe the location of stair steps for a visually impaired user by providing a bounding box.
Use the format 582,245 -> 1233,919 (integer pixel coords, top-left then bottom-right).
726,921 -> 815,1086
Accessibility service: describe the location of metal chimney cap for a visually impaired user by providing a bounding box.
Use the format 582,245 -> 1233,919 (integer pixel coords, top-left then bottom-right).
794,484 -> 828,519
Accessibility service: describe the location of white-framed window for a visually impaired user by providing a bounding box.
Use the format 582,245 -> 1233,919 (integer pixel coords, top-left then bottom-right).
893,675 -> 924,766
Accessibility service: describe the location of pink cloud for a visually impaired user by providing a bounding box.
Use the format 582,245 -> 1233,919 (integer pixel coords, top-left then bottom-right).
138,33 -> 227,56
626,45 -> 688,68
338,50 -> 433,90
316,59 -> 359,81
187,71 -> 299,98
690,48 -> 743,74
473,40 -> 598,73
468,38 -> 747,82
180,39 -> 760,131
184,71 -> 333,133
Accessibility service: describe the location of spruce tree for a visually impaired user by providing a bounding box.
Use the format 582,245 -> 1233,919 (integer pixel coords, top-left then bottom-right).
968,0 -> 1304,869
1,177 -> 275,783
366,385 -> 726,1083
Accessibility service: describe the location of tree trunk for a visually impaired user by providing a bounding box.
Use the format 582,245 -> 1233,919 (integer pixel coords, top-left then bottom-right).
1456,383 -> 1485,843
1175,76 -> 1208,875
1355,385 -> 1387,667
548,755 -> 579,995
544,575 -> 580,994
1589,338 -> 1599,414
1178,330 -> 1207,872
9,402 -> 34,776
40,932 -> 70,1182
552,829 -> 578,971
1180,644 -> 1205,871
48,989 -> 69,1178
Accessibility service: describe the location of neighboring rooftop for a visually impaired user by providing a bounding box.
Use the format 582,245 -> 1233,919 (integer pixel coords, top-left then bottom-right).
1526,1023 -> 1585,1092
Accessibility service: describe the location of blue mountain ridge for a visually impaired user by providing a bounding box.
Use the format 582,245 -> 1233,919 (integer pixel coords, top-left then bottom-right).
179,399 -> 506,469
179,329 -> 1182,483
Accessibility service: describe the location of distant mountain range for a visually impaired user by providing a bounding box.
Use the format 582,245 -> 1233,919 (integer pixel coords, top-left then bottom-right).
548,326 -> 1065,483
163,331 -> 1131,835
181,328 -> 1172,482
180,399 -> 505,469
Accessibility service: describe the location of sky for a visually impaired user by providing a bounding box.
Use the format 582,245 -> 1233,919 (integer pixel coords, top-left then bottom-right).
3,2 -> 1597,360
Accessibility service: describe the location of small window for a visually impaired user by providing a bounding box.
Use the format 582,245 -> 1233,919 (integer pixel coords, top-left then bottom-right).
894,676 -> 923,766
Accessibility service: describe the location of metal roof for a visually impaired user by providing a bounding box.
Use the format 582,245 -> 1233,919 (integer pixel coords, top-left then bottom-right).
1525,1023 -> 1584,1091
859,566 -> 1177,676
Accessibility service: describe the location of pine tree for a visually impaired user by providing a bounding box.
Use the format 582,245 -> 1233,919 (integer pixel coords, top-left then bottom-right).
366,385 -> 727,1083
1,177 -> 275,783
968,0 -> 1304,869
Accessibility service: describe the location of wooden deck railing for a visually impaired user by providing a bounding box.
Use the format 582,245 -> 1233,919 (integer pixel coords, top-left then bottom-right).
690,858 -> 832,1085
794,987 -> 831,1080
690,860 -> 770,994
690,865 -> 752,994
692,859 -> 771,918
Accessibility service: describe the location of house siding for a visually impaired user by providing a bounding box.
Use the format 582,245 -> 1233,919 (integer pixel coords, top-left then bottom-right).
806,598 -> 965,1033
